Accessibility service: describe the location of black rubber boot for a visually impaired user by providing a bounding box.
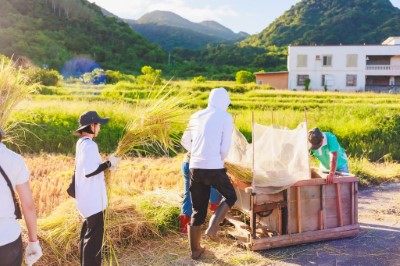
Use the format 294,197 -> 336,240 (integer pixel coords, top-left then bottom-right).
205,201 -> 229,240
188,225 -> 205,260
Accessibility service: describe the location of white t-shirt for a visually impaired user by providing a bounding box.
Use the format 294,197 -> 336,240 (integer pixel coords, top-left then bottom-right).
0,143 -> 30,246
75,137 -> 108,218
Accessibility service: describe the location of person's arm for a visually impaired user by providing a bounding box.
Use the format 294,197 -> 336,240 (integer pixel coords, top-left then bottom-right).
220,116 -> 233,160
16,181 -> 37,242
181,127 -> 192,152
327,151 -> 338,184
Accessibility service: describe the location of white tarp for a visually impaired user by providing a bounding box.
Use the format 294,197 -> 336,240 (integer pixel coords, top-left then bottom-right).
226,122 -> 310,194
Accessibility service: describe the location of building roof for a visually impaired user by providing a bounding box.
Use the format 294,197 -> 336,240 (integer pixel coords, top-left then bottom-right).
254,71 -> 288,75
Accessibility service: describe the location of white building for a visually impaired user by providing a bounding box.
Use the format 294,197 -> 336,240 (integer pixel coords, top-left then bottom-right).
287,37 -> 400,92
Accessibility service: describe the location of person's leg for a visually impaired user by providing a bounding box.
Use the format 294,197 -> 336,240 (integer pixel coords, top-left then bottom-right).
188,168 -> 210,259
79,220 -> 88,265
180,162 -> 192,233
190,169 -> 211,226
206,169 -> 237,239
0,235 -> 23,266
81,211 -> 104,266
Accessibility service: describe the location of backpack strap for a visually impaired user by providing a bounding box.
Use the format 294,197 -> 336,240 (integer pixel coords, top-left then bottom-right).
0,165 -> 22,219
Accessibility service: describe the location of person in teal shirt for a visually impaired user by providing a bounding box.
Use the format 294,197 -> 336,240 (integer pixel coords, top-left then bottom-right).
308,128 -> 349,184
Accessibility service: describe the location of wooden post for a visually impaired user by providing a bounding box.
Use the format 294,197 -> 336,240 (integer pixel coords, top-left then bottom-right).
336,183 -> 343,227
296,186 -> 302,233
351,182 -> 355,224
319,185 -> 325,230
251,111 -> 256,239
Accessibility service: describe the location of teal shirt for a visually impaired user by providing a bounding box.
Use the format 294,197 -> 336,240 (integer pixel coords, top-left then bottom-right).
310,132 -> 348,171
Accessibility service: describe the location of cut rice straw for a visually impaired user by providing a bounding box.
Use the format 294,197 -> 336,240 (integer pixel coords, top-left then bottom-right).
0,56 -> 37,144
224,161 -> 253,184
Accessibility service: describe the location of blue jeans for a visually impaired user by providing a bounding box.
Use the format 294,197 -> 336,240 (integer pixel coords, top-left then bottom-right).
337,164 -> 349,173
181,162 -> 221,216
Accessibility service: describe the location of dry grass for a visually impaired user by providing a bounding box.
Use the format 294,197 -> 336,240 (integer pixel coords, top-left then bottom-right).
0,57 -> 37,143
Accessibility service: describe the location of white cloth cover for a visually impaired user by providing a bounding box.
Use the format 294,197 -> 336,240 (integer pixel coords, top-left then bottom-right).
226,122 -> 310,194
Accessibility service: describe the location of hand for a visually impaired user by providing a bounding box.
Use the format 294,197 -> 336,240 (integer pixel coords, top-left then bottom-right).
25,240 -> 43,265
108,154 -> 121,172
326,172 -> 335,184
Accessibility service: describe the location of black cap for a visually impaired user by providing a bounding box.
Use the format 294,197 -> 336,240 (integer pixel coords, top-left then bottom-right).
75,111 -> 109,132
308,127 -> 323,150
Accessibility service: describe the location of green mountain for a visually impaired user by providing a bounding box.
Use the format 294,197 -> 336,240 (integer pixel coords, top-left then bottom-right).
125,10 -> 249,51
0,0 -> 166,73
241,0 -> 400,47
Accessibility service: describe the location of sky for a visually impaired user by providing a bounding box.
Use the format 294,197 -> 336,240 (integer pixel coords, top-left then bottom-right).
88,0 -> 400,35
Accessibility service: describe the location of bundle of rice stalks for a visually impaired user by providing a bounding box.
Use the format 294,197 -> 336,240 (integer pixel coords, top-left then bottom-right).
114,84 -> 188,157
0,56 -> 37,143
224,161 -> 253,184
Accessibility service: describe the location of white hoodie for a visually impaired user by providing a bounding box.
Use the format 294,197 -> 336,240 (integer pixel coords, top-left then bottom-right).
181,88 -> 233,169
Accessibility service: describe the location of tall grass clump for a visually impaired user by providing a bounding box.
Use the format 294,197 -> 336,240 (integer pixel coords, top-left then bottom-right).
0,56 -> 37,143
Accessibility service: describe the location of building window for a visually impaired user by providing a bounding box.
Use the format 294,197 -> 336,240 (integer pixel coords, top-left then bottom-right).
297,55 -> 307,67
346,75 -> 357,86
321,75 -> 325,86
347,54 -> 358,67
322,55 -> 332,66
297,75 -> 309,86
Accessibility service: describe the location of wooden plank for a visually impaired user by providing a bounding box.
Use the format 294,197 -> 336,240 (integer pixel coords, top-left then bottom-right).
259,208 -> 280,234
255,191 -> 284,205
251,224 -> 360,251
355,182 -> 358,224
225,214 -> 251,241
294,176 -> 358,187
296,186 -> 302,233
336,183 -> 343,226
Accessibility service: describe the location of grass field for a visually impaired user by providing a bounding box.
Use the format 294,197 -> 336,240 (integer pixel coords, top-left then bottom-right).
9,81 -> 400,265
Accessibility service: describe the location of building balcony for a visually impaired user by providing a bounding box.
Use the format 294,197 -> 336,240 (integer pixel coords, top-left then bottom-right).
365,65 -> 400,76
365,85 -> 400,93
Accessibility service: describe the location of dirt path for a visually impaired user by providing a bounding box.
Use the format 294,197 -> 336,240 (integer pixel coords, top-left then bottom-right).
257,182 -> 400,266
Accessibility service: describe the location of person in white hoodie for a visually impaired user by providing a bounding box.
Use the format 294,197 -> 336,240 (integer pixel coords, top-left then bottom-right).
181,87 -> 237,260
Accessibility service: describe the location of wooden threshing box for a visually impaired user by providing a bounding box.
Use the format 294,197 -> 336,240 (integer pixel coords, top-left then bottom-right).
227,173 -> 359,250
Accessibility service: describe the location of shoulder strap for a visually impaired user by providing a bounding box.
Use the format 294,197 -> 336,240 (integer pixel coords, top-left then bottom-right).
0,165 -> 22,219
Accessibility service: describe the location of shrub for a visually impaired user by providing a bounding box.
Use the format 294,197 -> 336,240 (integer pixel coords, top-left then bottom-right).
235,70 -> 255,84
193,75 -> 206,83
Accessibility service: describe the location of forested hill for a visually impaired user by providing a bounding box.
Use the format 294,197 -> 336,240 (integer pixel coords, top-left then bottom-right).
126,11 -> 248,51
0,0 -> 166,72
241,0 -> 400,47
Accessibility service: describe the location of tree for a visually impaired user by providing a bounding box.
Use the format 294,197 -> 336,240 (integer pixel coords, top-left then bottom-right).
137,66 -> 162,85
235,70 -> 255,84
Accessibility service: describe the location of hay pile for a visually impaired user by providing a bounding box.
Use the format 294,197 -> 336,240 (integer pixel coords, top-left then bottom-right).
37,191 -> 179,264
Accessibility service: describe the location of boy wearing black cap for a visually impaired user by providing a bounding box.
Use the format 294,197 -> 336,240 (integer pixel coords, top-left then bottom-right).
74,111 -> 120,265
308,127 -> 349,184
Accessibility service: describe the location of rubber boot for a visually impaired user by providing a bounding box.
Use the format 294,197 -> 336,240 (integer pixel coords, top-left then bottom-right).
188,225 -> 205,260
205,202 -> 230,240
179,214 -> 191,234
209,203 -> 219,212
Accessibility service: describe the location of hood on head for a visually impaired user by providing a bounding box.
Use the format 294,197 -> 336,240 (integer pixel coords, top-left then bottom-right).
208,87 -> 231,111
